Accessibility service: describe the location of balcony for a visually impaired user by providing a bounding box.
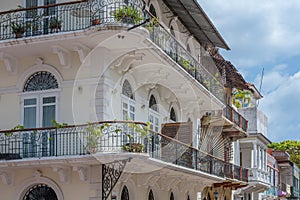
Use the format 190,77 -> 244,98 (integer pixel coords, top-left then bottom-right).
201,105 -> 248,140
0,0 -> 225,103
0,0 -> 145,40
0,121 -> 248,182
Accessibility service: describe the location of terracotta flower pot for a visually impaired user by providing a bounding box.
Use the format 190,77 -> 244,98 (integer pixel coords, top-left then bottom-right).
92,19 -> 101,25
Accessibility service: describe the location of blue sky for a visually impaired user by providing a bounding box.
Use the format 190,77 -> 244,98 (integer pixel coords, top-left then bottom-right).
199,1 -> 300,142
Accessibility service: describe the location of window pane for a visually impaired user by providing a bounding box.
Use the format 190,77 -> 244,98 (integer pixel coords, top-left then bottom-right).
43,105 -> 55,127
24,98 -> 37,106
123,110 -> 128,120
130,113 -> 134,120
43,96 -> 56,104
130,105 -> 135,112
123,102 -> 128,109
24,107 -> 36,128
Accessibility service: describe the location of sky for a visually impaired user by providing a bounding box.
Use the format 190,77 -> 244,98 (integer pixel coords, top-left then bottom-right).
199,0 -> 300,142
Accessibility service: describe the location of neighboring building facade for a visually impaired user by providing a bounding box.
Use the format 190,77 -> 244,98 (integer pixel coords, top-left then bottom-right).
0,0 -> 250,200
231,85 -> 275,200
271,150 -> 300,200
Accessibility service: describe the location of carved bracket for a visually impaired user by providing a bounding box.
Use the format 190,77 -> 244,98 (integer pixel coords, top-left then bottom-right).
53,166 -> 72,184
0,170 -> 13,185
0,52 -> 18,75
73,43 -> 91,64
102,158 -> 132,200
52,46 -> 71,68
73,166 -> 89,182
112,52 -> 145,73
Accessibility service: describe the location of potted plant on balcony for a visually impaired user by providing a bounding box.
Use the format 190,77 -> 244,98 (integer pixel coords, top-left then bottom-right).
114,6 -> 143,24
49,17 -> 62,33
85,123 -> 106,154
9,21 -> 30,38
122,122 -> 150,153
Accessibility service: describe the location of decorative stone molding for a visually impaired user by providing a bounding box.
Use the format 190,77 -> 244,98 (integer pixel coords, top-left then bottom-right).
160,176 -> 180,191
15,170 -> 64,200
0,52 -> 18,75
136,173 -> 160,187
53,166 -> 72,184
73,166 -> 89,182
0,170 -> 13,185
52,45 -> 71,68
112,52 -> 145,74
73,43 -> 91,64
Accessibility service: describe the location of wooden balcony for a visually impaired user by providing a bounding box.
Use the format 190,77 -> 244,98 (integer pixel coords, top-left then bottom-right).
201,105 -> 248,140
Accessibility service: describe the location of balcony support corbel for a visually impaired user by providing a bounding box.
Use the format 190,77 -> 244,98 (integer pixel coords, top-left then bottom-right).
0,52 -> 18,75
73,43 -> 91,64
53,166 -> 72,184
73,166 -> 89,182
102,158 -> 131,200
0,170 -> 13,185
52,46 -> 71,68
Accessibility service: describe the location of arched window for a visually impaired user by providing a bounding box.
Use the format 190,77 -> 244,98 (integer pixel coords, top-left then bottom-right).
170,107 -> 176,122
23,71 -> 58,92
122,79 -> 135,120
170,26 -> 175,37
170,192 -> 175,200
149,95 -> 158,111
148,189 -> 154,200
121,186 -> 129,200
187,44 -> 191,54
187,195 -> 190,200
22,71 -> 58,128
122,79 -> 134,99
23,184 -> 58,200
148,94 -> 159,132
149,4 -> 157,17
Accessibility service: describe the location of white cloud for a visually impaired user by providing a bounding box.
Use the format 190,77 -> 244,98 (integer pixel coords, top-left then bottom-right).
258,69 -> 300,141
199,1 -> 300,142
199,0 -> 300,68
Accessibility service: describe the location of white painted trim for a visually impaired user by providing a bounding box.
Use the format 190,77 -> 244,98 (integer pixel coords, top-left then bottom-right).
15,172 -> 64,200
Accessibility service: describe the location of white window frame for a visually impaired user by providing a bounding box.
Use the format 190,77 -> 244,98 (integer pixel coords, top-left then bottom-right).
20,89 -> 60,128
121,95 -> 135,121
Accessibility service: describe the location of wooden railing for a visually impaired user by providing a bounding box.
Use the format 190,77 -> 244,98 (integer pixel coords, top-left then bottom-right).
224,105 -> 248,132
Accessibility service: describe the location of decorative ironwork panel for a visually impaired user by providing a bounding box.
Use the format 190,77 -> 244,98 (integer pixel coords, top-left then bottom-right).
121,185 -> 130,200
23,71 -> 58,92
102,158 -> 131,200
23,184 -> 58,200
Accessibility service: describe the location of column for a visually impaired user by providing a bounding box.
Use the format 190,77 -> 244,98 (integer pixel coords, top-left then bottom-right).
252,142 -> 257,168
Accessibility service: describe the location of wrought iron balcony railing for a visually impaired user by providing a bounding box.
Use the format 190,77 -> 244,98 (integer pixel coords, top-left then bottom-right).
0,0 -> 225,103
224,105 -> 248,132
0,121 -> 248,182
146,22 -> 225,102
0,0 -> 145,40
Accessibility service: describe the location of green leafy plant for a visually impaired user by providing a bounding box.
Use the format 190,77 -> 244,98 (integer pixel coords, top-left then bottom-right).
5,125 -> 25,137
49,17 -> 62,31
178,57 -> 191,71
52,119 -> 68,128
8,21 -> 31,38
232,89 -> 252,108
114,6 -> 143,24
145,16 -> 159,33
122,121 -> 151,153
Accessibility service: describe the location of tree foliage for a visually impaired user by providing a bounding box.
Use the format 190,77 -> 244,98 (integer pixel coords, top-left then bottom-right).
268,140 -> 300,168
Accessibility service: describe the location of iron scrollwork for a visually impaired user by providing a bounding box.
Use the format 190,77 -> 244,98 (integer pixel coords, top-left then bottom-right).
102,157 -> 132,200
